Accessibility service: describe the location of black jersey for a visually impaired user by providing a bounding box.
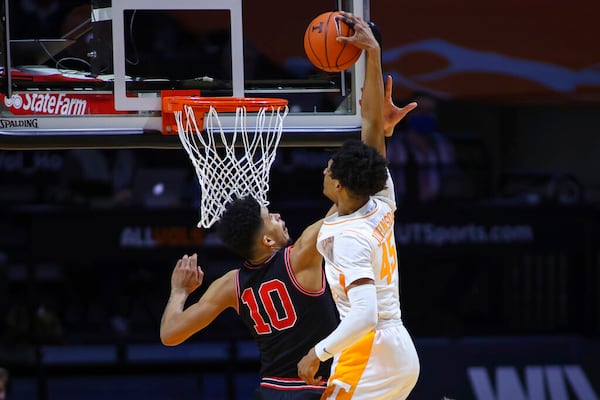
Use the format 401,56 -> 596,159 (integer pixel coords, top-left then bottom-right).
236,246 -> 338,383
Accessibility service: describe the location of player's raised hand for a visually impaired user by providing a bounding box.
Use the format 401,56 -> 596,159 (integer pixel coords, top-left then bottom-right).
170,253 -> 204,295
383,75 -> 417,137
336,11 -> 379,51
358,75 -> 418,137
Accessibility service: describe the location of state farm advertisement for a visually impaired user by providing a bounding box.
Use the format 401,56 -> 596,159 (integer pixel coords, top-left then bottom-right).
1,92 -> 132,116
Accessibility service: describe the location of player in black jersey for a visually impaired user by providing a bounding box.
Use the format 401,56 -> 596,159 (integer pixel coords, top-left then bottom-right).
159,23 -> 416,400
160,201 -> 337,399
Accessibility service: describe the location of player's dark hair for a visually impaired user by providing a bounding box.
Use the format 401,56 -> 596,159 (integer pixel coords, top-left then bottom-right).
216,196 -> 263,260
330,139 -> 388,197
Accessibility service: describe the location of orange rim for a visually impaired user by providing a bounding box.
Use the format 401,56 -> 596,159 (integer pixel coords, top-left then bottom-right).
161,94 -> 288,135
163,96 -> 288,113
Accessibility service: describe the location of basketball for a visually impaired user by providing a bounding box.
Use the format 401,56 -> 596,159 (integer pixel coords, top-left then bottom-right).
303,11 -> 362,73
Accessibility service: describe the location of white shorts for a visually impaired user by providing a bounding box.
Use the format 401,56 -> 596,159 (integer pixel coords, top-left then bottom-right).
322,324 -> 419,400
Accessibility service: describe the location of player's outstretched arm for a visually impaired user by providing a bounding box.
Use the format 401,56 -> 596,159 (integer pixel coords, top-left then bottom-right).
160,254 -> 237,345
291,204 -> 337,273
337,11 -> 384,156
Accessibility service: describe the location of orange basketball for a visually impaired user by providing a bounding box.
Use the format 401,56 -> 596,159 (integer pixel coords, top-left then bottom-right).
303,11 -> 362,73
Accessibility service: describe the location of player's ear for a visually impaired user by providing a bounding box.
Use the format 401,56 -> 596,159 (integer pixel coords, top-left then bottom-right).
261,234 -> 276,248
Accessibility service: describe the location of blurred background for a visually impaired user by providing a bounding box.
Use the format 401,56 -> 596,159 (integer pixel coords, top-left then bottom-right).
1,0 -> 600,399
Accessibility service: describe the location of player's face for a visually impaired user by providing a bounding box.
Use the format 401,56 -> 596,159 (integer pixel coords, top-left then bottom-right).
260,206 -> 290,247
322,159 -> 337,202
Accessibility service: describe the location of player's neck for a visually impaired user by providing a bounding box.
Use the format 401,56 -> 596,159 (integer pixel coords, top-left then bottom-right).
248,250 -> 277,266
336,197 -> 369,216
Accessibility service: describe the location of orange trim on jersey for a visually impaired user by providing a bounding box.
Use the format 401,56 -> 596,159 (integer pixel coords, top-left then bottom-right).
321,331 -> 375,399
322,202 -> 380,226
339,274 -> 347,297
324,228 -> 373,278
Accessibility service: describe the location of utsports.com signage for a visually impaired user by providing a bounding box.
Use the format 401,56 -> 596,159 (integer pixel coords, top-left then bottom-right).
411,336 -> 600,400
396,222 -> 534,247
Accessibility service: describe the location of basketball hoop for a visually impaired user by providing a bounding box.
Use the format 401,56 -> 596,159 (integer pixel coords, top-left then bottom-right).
162,95 -> 289,228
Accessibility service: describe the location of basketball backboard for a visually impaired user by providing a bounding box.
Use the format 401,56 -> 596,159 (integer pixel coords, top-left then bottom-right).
0,0 -> 368,149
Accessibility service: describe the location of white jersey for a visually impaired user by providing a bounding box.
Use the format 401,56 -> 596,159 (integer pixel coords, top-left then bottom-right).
316,171 -> 419,400
317,172 -> 401,327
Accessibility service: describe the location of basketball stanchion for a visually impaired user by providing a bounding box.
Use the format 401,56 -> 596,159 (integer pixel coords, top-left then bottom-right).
161,94 -> 289,228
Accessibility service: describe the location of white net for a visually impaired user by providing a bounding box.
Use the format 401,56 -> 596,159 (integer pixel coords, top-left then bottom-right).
174,102 -> 288,228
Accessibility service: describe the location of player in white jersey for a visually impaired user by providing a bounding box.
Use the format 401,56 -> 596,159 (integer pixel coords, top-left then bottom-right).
298,12 -> 420,400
